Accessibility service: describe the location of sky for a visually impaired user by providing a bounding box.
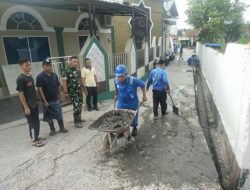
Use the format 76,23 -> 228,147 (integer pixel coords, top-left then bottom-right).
175,0 -> 190,29
242,0 -> 250,22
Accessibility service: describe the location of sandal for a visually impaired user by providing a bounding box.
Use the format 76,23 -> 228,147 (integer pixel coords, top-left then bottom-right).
38,137 -> 46,141
30,139 -> 40,143
31,141 -> 45,147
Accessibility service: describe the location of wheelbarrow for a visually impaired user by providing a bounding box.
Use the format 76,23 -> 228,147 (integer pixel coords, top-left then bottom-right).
88,109 -> 137,153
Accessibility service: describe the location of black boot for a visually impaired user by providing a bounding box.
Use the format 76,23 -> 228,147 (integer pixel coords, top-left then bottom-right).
131,128 -> 138,137
49,121 -> 56,136
58,120 -> 69,133
79,119 -> 86,123
93,106 -> 99,111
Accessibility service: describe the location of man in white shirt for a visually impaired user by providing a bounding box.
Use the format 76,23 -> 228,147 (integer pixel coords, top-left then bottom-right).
81,58 -> 99,111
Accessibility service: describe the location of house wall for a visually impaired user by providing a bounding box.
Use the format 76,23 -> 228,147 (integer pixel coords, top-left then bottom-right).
113,0 -> 164,52
0,30 -> 59,96
0,2 -> 112,97
113,16 -> 132,52
0,2 -> 80,28
63,32 -> 80,56
99,33 -> 113,53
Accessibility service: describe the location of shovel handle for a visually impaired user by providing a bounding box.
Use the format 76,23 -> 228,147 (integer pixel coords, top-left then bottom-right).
137,101 -> 144,111
114,99 -> 143,114
114,99 -> 117,109
168,92 -> 175,106
133,101 -> 143,116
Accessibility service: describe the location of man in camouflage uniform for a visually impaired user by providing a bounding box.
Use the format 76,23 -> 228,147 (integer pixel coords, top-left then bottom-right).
62,56 -> 86,128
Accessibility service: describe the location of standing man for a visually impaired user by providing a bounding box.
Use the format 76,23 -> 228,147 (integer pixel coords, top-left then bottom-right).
16,59 -> 44,147
148,59 -> 158,76
114,65 -> 147,137
62,56 -> 85,128
36,58 -> 68,136
146,60 -> 170,119
179,46 -> 184,61
152,59 -> 158,70
81,58 -> 99,111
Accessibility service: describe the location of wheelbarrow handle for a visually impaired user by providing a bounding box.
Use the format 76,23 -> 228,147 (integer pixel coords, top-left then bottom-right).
114,98 -> 143,110
134,101 -> 144,115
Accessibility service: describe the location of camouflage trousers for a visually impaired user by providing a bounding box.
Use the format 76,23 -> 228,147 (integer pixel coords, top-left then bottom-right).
69,90 -> 83,124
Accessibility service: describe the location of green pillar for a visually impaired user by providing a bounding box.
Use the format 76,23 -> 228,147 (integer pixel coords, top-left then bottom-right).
54,27 -> 65,57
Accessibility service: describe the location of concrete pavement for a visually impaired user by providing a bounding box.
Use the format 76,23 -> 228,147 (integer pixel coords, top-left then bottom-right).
0,49 -> 221,190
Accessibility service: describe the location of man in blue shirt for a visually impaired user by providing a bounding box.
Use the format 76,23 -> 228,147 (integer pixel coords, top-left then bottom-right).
147,60 -> 170,119
114,65 -> 147,137
148,59 -> 158,77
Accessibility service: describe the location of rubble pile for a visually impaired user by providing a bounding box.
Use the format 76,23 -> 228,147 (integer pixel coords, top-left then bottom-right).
90,110 -> 135,131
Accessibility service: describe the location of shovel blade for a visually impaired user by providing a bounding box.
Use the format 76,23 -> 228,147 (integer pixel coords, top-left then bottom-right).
173,105 -> 179,115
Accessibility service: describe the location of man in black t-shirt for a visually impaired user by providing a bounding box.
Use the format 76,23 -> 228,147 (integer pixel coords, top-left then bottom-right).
36,59 -> 68,136
16,59 -> 45,147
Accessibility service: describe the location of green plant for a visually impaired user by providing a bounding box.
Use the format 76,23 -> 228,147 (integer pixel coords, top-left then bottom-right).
186,0 -> 245,43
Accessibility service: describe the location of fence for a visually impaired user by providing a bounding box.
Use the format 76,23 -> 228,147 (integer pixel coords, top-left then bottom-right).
108,52 -> 130,77
149,47 -> 154,62
196,42 -> 250,168
49,46 -> 160,80
136,49 -> 145,68
49,52 -> 135,89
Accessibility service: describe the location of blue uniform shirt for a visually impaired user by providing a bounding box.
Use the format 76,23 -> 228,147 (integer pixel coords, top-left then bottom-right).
115,76 -> 145,109
147,67 -> 169,91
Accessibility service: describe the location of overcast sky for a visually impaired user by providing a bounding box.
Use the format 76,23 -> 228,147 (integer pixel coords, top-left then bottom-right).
175,0 -> 190,29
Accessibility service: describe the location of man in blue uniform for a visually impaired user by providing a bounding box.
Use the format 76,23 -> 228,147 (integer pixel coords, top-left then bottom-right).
114,65 -> 147,137
147,60 -> 170,119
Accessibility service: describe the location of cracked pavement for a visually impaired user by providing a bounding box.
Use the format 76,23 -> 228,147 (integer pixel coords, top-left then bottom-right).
0,50 -> 221,190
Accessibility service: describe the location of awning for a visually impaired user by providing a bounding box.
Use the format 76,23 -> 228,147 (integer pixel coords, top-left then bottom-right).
1,0 -> 148,16
164,18 -> 177,25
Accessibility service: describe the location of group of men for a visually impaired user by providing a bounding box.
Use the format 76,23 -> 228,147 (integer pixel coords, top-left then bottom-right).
113,59 -> 170,137
16,55 -> 170,147
16,56 -> 98,147
61,57 -> 99,128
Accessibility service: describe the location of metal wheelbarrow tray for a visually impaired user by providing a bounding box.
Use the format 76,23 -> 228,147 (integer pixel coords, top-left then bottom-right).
88,109 -> 136,152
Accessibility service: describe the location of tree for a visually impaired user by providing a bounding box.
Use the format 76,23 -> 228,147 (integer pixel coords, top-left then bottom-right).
186,0 -> 245,43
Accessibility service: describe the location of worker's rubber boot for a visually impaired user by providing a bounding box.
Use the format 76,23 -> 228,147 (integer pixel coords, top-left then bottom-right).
49,122 -> 56,136
131,128 -> 138,137
58,120 -> 69,133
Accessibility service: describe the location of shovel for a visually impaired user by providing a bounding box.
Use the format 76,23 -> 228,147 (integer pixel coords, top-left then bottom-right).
168,92 -> 179,115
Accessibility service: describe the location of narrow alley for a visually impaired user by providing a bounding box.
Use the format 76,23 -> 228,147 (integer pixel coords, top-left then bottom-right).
0,50 -> 221,190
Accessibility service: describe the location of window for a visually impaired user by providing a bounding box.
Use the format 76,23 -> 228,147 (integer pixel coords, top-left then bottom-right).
78,35 -> 100,50
3,37 -> 51,64
79,36 -> 88,50
78,18 -> 97,31
7,12 -> 42,30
